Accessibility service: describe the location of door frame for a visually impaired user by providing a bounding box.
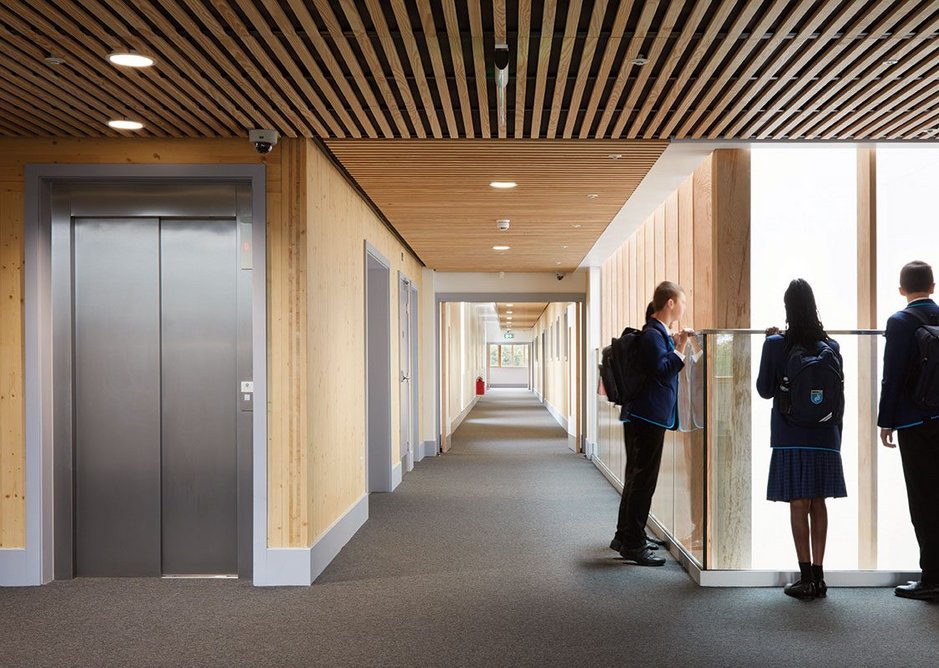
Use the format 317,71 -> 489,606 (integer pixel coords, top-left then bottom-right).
11,164 -> 267,587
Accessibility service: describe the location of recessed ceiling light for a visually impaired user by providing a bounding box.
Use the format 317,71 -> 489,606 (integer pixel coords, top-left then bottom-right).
556,262 -> 562,265
882,58 -> 900,66
108,119 -> 144,130
608,153 -> 622,160
492,245 -> 510,251
44,55 -> 65,66
506,310 -> 513,314
573,224 -> 581,228
490,181 -> 517,189
506,303 -> 514,306
587,193 -> 599,199
562,245 -> 568,249
631,56 -> 649,66
108,51 -> 156,68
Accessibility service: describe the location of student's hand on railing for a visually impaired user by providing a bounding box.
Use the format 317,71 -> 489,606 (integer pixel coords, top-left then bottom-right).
683,329 -> 702,352
880,427 -> 896,448
673,330 -> 690,349
765,326 -> 781,337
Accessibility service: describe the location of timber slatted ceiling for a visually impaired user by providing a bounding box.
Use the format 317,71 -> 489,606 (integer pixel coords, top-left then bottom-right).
0,1 -> 936,141
495,302 -> 547,329
326,139 -> 667,271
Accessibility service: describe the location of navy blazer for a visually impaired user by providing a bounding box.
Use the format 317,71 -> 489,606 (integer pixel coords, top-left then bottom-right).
756,335 -> 842,451
620,318 -> 684,430
877,298 -> 939,430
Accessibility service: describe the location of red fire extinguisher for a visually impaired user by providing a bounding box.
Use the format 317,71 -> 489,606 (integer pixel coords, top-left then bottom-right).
476,376 -> 485,396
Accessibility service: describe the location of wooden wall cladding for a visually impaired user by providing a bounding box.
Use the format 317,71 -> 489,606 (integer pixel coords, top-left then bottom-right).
0,2 -> 936,141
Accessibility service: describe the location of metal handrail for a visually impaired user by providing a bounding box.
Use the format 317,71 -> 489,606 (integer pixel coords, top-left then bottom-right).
697,328 -> 884,336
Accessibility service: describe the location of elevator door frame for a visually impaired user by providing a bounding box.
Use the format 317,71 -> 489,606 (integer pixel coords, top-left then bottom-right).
20,165 -> 267,586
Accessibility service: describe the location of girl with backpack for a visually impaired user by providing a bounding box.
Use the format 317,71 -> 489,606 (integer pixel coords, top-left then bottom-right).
756,278 -> 847,600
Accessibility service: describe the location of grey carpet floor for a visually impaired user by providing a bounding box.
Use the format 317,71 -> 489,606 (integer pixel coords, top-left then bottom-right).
2,388 -> 938,667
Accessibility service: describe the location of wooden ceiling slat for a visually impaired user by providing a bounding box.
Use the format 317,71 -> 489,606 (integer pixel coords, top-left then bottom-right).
625,0 -> 710,139
695,0 -> 818,139
673,0 -> 790,139
137,0 -> 297,136
809,48 -> 939,139
514,0 -> 532,139
317,0 -> 408,138
0,115 -> 39,137
719,0 -> 866,139
0,58 -> 124,137
493,0 -> 507,139
600,0 -> 670,139
658,0 -> 762,138
842,73 -> 939,139
643,0 -> 736,138
786,21 -> 939,139
756,2 -> 934,139
198,0 -> 320,137
38,0 -> 220,137
0,3 -> 193,136
576,1 -> 633,139
467,1 -> 491,138
562,0 -> 607,139
416,1 -> 460,138
865,91 -> 939,139
0,91 -> 88,136
545,0 -> 583,139
260,0 -> 361,137
528,1 -> 558,138
442,0 -> 477,138
388,0 -> 443,139
360,0 -> 425,138
104,0 -> 275,134
232,0 -> 344,137
63,0 -> 237,136
0,102 -> 62,136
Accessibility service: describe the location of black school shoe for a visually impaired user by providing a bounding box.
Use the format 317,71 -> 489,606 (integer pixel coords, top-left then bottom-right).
619,545 -> 666,566
609,536 -> 662,552
783,579 -> 818,600
895,580 -> 939,600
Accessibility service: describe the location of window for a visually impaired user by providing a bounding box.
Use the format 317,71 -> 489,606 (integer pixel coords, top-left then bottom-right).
488,344 -> 529,368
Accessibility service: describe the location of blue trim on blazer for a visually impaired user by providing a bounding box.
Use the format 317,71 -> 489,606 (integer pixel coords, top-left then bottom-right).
620,318 -> 683,430
877,298 -> 939,430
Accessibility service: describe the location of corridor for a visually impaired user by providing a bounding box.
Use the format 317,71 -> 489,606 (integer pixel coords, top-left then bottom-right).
2,389 -> 939,666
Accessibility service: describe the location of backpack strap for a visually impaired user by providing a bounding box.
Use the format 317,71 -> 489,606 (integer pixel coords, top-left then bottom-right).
903,307 -> 939,327
643,319 -> 673,351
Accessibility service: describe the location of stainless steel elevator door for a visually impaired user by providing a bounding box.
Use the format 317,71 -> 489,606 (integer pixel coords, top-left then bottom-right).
74,218 -> 163,576
72,215 -> 240,577
161,219 -> 238,576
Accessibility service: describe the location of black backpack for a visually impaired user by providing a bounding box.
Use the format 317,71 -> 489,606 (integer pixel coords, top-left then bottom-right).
599,325 -> 662,406
776,340 -> 844,427
903,308 -> 939,410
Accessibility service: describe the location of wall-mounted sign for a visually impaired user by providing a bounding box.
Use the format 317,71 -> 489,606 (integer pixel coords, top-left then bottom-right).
504,332 -> 514,339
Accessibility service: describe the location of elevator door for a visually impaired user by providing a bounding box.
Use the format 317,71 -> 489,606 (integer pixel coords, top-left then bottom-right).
73,216 -> 239,577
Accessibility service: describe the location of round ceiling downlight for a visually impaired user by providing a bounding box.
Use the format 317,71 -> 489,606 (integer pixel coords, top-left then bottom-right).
108,51 -> 155,68
108,119 -> 144,130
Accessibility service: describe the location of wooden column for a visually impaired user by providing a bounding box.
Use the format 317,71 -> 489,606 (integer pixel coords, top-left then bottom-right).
695,149 -> 752,569
857,146 -> 878,569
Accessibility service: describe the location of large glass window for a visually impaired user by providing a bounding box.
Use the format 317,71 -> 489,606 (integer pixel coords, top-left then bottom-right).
750,146 -> 859,569
488,344 -> 529,368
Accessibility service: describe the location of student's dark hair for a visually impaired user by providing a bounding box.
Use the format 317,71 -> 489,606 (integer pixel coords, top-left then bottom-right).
900,261 -> 934,294
645,301 -> 654,320
783,279 -> 828,349
652,281 -> 683,312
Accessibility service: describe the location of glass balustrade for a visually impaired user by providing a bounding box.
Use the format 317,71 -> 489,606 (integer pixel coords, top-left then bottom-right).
594,329 -> 919,580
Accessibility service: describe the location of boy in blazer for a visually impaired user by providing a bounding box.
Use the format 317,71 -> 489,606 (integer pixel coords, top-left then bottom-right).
610,281 -> 700,566
878,260 -> 939,600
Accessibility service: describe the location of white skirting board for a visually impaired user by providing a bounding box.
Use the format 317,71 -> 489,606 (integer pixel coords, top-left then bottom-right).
543,400 -> 568,432
0,548 -> 31,587
253,493 -> 369,586
448,396 -> 479,435
415,440 -> 437,462
391,462 -> 402,491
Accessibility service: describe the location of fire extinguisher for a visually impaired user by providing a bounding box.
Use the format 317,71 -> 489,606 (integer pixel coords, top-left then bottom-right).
476,376 -> 485,396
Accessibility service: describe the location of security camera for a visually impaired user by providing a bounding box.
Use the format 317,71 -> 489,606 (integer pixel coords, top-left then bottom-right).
249,128 -> 279,154
556,272 -> 565,281
494,43 -> 509,88
497,219 -> 510,232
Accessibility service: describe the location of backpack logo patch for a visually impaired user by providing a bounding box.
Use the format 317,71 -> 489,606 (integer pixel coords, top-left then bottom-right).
810,390 -> 824,405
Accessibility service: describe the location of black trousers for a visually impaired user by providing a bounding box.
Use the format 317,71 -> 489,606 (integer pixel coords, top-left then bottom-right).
615,420 -> 666,550
897,420 -> 939,583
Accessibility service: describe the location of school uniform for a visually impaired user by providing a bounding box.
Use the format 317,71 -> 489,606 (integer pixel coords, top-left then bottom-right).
756,334 -> 846,502
877,297 -> 939,585
613,318 -> 685,550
